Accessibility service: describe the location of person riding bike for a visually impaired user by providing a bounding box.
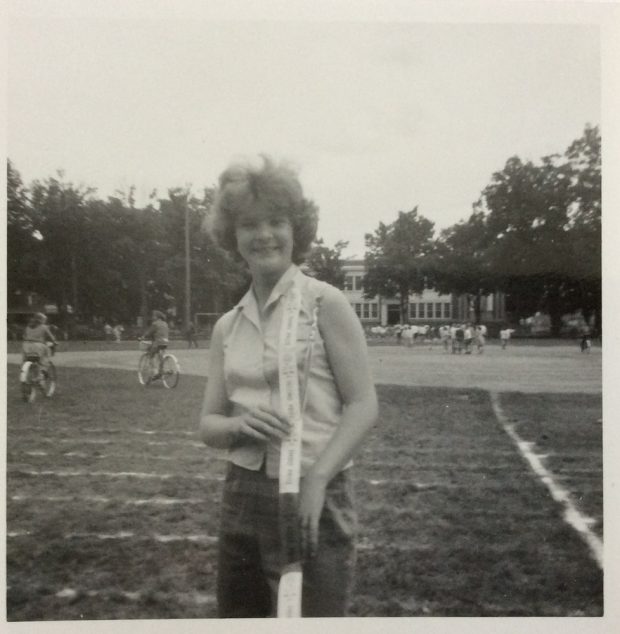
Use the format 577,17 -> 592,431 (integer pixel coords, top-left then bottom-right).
141,310 -> 170,379
22,312 -> 57,375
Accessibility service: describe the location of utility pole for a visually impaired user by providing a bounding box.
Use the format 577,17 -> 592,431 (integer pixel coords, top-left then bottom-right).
184,186 -> 191,331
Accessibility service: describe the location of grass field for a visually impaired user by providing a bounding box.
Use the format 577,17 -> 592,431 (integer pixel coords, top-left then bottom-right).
5,362 -> 603,619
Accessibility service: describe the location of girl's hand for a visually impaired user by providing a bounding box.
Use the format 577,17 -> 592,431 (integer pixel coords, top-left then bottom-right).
299,473 -> 328,559
235,404 -> 290,442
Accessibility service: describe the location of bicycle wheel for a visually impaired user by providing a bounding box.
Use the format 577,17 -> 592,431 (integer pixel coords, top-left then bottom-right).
41,362 -> 57,398
161,354 -> 180,388
20,363 -> 37,403
138,353 -> 151,385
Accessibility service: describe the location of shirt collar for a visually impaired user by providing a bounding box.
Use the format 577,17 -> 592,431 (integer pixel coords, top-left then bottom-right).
235,263 -> 301,314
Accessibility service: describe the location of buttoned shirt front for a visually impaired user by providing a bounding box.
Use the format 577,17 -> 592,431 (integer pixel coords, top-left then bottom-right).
217,264 -> 345,478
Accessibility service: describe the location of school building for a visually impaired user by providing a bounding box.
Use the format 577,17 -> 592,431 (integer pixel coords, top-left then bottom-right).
342,259 -> 506,326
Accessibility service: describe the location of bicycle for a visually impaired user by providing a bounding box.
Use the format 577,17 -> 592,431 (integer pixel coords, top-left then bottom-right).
19,342 -> 57,402
137,340 -> 180,388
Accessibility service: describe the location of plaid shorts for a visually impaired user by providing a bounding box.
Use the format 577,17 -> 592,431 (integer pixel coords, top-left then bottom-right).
216,462 -> 358,617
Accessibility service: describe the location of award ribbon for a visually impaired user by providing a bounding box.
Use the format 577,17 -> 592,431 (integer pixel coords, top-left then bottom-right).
276,288 -> 321,618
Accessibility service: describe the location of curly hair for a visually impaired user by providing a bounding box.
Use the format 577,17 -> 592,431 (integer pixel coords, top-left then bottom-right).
209,156 -> 318,264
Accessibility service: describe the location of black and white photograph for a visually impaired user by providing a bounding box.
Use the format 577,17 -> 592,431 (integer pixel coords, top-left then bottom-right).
3,0 -> 619,632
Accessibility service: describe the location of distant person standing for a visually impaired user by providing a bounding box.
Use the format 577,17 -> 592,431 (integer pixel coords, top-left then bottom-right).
500,327 -> 514,350
401,325 -> 414,348
113,324 -> 124,343
439,325 -> 450,352
103,323 -> 114,341
186,321 -> 199,348
463,323 -> 473,354
475,324 -> 487,354
453,324 -> 464,354
580,329 -> 592,353
394,324 -> 403,344
449,323 -> 457,353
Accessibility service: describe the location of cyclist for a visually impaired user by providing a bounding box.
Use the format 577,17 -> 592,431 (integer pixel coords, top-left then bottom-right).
141,310 -> 170,379
22,312 -> 57,375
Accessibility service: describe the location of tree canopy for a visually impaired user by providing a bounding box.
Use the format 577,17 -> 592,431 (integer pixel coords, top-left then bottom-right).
7,124 -> 601,336
6,163 -> 248,332
474,124 -> 601,334
356,125 -> 600,333
363,208 -> 435,323
432,210 -> 497,323
305,238 -> 349,288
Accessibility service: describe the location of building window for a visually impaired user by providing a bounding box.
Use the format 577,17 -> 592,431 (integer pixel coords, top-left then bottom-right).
409,303 -> 417,319
353,303 -> 362,318
418,303 -> 425,318
371,303 -> 378,319
427,303 -> 434,319
344,275 -> 354,291
435,303 -> 442,319
444,302 -> 451,318
354,276 -> 364,291
362,303 -> 370,319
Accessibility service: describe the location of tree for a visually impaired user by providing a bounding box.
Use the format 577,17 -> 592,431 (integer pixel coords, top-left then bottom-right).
475,125 -> 601,335
477,154 -> 576,334
363,208 -> 435,324
6,162 -> 259,329
433,210 -> 497,323
7,160 -> 42,301
80,195 -> 158,323
305,238 -> 349,288
28,173 -> 97,330
158,187 -> 249,320
564,124 -> 601,333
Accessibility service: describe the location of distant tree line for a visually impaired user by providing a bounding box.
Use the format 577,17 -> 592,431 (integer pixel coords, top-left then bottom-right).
7,125 -> 600,337
7,169 -> 251,330
7,163 -> 348,332
362,125 -> 601,336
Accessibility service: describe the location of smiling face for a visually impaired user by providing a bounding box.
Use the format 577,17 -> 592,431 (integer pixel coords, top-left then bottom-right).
234,202 -> 294,281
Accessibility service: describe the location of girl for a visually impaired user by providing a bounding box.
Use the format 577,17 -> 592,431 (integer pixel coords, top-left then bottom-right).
200,156 -> 378,617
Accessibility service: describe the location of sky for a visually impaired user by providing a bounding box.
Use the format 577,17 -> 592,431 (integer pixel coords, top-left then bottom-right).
5,2 -> 604,257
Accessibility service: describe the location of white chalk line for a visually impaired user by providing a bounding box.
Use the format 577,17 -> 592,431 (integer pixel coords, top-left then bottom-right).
489,391 -> 603,570
8,530 -> 218,544
83,428 -> 196,436
16,425 -> 196,437
68,532 -> 218,544
9,468 -> 225,481
53,588 -> 216,605
11,494 -> 207,506
12,452 -> 202,463
15,438 -> 205,448
147,441 -> 204,447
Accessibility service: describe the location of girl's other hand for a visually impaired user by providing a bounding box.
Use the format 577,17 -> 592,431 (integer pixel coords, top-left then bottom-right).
299,473 -> 328,559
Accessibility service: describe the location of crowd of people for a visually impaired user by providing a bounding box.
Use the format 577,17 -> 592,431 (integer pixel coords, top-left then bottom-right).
368,322 -> 520,354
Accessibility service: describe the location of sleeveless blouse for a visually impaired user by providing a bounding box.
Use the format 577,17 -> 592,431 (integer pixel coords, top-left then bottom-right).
216,264 -> 345,478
